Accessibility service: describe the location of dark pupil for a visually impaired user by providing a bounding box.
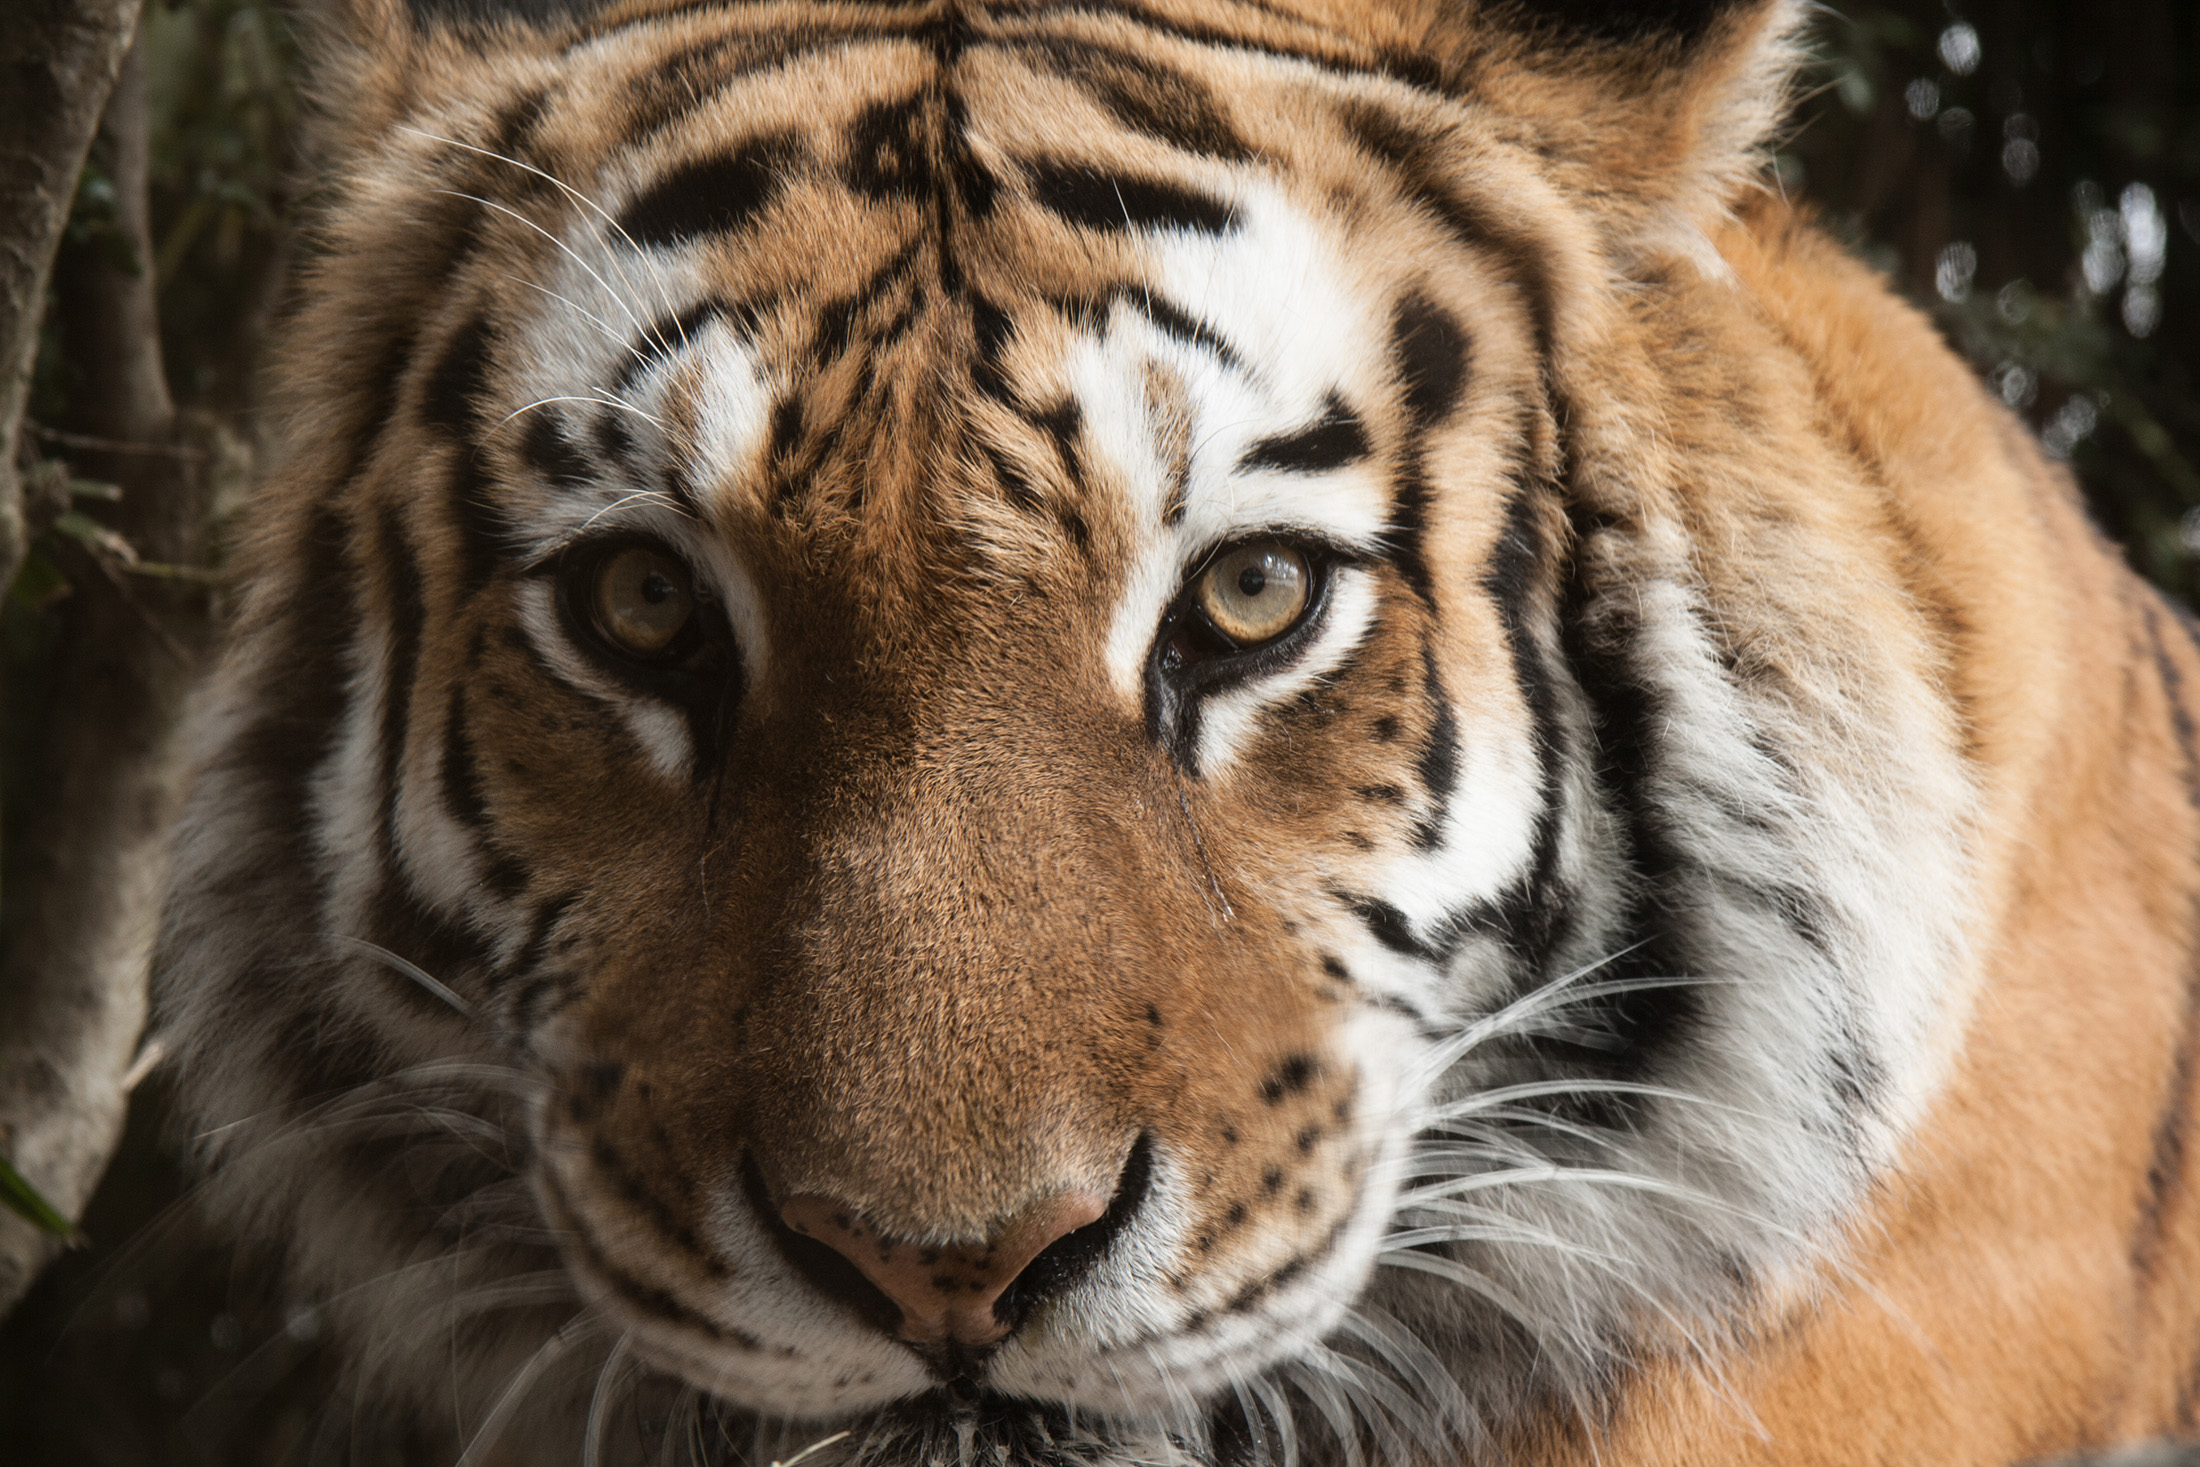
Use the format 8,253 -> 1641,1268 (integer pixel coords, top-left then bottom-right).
1237,565 -> 1268,598
641,570 -> 677,605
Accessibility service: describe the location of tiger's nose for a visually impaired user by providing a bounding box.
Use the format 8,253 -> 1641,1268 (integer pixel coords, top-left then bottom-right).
781,1188 -> 1109,1346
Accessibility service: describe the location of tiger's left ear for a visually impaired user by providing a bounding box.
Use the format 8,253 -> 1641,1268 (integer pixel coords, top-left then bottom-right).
1389,0 -> 1808,264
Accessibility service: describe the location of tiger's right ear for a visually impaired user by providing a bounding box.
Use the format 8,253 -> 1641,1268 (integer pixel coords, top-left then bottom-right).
1382,0 -> 1808,266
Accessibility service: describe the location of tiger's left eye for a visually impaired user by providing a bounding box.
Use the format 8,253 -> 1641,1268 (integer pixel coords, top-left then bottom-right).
1196,542 -> 1311,646
593,545 -> 696,658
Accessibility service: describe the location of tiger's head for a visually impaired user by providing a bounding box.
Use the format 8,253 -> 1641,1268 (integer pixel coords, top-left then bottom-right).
156,0 -> 1984,1460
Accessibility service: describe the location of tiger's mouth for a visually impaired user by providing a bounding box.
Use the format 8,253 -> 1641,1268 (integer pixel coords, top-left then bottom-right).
532,1044 -> 1416,1432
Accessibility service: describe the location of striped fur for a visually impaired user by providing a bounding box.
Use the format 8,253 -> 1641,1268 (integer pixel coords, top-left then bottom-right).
154,0 -> 2200,1462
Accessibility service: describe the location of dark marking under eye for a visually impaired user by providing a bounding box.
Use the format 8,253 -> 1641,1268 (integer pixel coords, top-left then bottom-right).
1023,160 -> 1236,235
618,135 -> 800,247
1238,394 -> 1371,475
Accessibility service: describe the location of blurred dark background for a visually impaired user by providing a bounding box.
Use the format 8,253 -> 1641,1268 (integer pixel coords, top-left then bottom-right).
3,0 -> 2198,1460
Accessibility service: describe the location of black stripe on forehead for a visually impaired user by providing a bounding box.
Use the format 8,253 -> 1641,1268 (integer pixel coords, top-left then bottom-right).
617,132 -> 802,247
985,0 -> 1449,94
1040,286 -> 1245,375
421,314 -> 515,594
1022,159 -> 1237,235
1392,296 -> 1470,428
1016,37 -> 1253,162
520,411 -> 597,491
840,91 -> 999,217
1335,102 -> 1559,367
1239,395 -> 1372,475
1376,296 -> 1473,608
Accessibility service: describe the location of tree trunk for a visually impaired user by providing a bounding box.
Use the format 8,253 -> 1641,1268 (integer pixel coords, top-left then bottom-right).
0,24 -> 215,1316
0,0 -> 144,601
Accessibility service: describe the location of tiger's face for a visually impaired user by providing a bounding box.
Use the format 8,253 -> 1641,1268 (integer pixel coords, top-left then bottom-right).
454,34 -> 1556,1418
158,0 -> 1987,1458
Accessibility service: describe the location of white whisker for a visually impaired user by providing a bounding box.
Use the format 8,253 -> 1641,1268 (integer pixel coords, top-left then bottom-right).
334,935 -> 476,1016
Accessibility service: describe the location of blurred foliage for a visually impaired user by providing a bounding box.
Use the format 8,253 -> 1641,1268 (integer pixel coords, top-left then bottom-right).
7,0 -> 294,913
4,0 -> 2200,1460
1787,0 -> 2200,600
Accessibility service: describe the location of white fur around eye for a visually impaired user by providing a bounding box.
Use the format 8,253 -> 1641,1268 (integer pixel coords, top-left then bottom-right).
513,579 -> 692,779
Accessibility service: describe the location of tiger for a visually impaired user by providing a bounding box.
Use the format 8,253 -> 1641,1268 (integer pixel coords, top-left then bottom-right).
146,0 -> 2200,1462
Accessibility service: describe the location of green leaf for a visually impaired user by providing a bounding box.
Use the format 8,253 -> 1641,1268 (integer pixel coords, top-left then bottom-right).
0,1155 -> 85,1245
5,548 -> 74,613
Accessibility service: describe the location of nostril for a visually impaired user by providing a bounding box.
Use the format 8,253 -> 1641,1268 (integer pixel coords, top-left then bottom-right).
743,1156 -> 904,1337
759,1134 -> 1155,1351
991,1133 -> 1153,1334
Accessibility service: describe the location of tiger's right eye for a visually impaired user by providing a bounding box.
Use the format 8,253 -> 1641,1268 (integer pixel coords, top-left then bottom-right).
592,545 -> 696,658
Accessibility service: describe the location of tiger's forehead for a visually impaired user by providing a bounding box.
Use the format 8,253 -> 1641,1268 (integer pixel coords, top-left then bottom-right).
380,5 -> 1544,691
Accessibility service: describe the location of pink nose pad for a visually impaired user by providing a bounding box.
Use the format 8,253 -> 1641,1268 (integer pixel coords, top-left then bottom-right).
781,1190 -> 1108,1345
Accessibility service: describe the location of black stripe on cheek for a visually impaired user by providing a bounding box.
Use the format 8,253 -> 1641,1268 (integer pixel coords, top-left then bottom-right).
378,507 -> 427,855
501,890 -> 580,986
342,329 -> 418,492
618,133 -> 800,248
1239,394 -> 1370,475
447,449 -> 507,596
1023,160 -> 1236,235
421,313 -> 494,436
1337,891 -> 1439,962
1556,503 -> 1706,1077
442,683 -> 489,831
971,294 -> 1018,403
1416,639 -> 1461,803
228,504 -> 357,811
365,874 -> 494,1008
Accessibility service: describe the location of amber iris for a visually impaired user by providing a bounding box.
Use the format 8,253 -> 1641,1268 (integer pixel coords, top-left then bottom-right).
592,545 -> 696,656
1195,542 -> 1311,646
